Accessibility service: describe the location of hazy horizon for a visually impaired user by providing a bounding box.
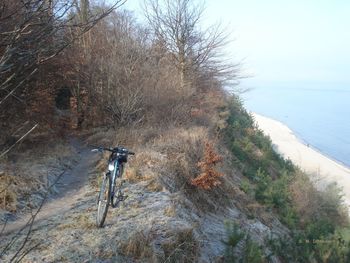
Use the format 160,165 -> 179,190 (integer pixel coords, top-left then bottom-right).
122,0 -> 350,90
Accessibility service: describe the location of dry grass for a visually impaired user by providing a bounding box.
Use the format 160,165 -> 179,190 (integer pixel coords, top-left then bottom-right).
0,173 -> 19,211
124,167 -> 163,192
123,148 -> 166,192
123,167 -> 140,183
0,135 -> 75,216
119,230 -> 154,259
119,227 -> 198,262
161,228 -> 198,263
83,127 -> 116,146
151,127 -> 234,212
289,170 -> 349,227
57,213 -> 95,231
164,205 -> 176,217
145,178 -> 164,192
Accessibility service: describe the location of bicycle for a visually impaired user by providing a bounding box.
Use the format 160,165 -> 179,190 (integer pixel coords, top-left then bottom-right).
91,146 -> 135,227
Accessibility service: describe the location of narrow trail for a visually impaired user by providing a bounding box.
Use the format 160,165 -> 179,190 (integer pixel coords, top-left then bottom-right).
1,138 -> 98,235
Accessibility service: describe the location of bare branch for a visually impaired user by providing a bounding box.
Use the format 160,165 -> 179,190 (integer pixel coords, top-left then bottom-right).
144,0 -> 240,91
0,124 -> 38,159
0,0 -> 126,106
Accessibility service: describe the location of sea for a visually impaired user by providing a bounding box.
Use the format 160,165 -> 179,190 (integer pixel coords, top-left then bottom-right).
241,83 -> 350,168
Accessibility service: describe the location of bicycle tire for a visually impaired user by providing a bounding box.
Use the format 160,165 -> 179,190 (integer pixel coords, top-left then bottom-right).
111,171 -> 122,208
96,173 -> 111,227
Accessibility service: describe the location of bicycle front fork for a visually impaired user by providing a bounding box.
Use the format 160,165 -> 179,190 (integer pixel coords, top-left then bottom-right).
111,164 -> 124,197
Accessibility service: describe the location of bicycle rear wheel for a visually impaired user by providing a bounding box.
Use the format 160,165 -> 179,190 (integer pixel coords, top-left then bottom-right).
96,173 -> 111,227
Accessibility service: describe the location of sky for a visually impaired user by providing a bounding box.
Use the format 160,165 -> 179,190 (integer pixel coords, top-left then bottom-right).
120,0 -> 350,90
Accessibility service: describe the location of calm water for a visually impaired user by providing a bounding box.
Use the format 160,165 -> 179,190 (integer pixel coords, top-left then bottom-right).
242,85 -> 350,168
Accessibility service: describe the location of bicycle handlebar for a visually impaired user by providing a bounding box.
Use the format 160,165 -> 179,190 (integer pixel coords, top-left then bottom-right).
91,146 -> 135,155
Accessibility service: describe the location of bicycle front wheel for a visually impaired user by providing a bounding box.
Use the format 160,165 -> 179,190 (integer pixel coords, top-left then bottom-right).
111,174 -> 122,208
96,173 -> 111,227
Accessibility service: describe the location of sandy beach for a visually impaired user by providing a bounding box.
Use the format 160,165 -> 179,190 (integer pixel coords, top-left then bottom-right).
252,112 -> 350,207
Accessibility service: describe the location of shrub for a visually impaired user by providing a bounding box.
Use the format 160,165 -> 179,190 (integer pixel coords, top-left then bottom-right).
269,231 -> 350,263
254,168 -> 272,204
224,94 -> 350,262
243,235 -> 266,263
223,221 -> 266,263
313,237 -> 350,263
239,179 -> 254,197
191,141 -> 223,190
305,218 -> 335,241
223,221 -> 245,261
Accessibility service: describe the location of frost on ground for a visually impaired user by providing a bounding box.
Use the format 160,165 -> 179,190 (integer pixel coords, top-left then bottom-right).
0,128 -> 289,262
0,136 -> 78,223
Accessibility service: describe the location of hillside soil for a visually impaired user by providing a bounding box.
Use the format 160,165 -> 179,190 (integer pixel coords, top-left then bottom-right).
0,132 -> 288,262
1,138 -> 96,235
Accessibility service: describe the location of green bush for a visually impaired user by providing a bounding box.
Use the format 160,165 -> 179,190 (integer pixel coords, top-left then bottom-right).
224,95 -> 350,262
254,168 -> 272,203
279,205 -> 298,229
242,235 -> 265,263
223,221 -> 245,262
306,218 -> 335,241
223,221 -> 266,263
269,231 -> 350,263
239,179 -> 254,197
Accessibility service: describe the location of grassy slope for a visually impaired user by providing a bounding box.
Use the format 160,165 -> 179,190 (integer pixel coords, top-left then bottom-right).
224,96 -> 350,262
2,92 -> 350,262
0,135 -> 77,221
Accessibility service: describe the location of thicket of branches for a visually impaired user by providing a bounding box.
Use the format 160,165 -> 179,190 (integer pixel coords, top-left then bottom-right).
0,1 -> 239,258
0,0 -> 125,146
0,0 -> 239,149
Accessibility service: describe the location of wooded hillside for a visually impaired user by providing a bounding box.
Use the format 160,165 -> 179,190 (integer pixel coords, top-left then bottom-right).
1,1 -> 350,263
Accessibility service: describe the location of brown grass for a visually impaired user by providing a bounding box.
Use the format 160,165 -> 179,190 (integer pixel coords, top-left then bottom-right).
57,213 -> 95,230
164,205 -> 176,217
0,136 -> 75,215
289,170 -> 349,227
124,167 -> 163,192
161,228 -> 198,263
119,230 -> 154,259
83,127 -> 116,146
152,127 -> 234,212
0,173 -> 18,211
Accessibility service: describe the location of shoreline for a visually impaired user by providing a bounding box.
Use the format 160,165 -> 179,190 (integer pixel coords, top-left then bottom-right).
251,112 -> 350,208
256,113 -> 350,169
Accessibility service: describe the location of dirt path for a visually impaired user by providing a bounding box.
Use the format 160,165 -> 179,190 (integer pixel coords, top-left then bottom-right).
1,138 -> 98,235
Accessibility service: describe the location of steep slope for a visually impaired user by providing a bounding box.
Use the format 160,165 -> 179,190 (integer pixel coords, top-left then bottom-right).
1,95 -> 349,263
1,126 -> 289,263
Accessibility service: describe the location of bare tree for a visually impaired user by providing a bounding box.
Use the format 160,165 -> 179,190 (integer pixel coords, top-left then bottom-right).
87,10 -> 150,126
144,0 -> 239,94
65,11 -> 155,128
0,0 -> 126,151
0,0 -> 126,104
